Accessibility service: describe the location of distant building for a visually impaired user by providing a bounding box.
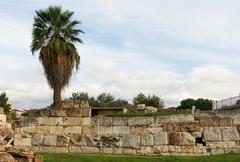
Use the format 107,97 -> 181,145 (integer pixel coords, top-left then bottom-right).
91,107 -> 128,116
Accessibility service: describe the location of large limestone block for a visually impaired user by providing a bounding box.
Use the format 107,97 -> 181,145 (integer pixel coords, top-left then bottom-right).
147,126 -> 163,134
197,117 -> 233,127
84,134 -> 100,147
129,125 -> 148,134
98,117 -> 113,126
68,146 -> 82,153
221,127 -> 239,141
43,135 -> 57,146
154,116 -> 170,124
38,117 -> 63,126
35,126 -> 51,134
21,138 -> 32,147
82,117 -> 91,125
203,127 -> 222,142
112,117 -> 128,126
140,134 -> 153,146
168,132 -> 181,145
20,117 -> 39,127
163,122 -> 181,132
20,126 -> 36,134
112,126 -> 129,135
163,122 -> 200,132
170,114 -> 194,122
49,126 -> 63,134
168,146 -> 181,153
193,146 -> 207,154
81,146 -> 100,154
122,134 -> 140,148
181,132 -> 195,146
206,141 -> 236,148
128,117 -> 154,126
57,135 -> 70,147
99,126 -> 112,134
82,125 -> 98,134
32,134 -> 43,146
153,132 -> 168,145
63,126 -> 82,134
62,117 -> 82,126
62,108 -> 83,117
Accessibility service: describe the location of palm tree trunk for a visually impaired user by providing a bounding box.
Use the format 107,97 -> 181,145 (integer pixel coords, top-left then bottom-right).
53,86 -> 61,106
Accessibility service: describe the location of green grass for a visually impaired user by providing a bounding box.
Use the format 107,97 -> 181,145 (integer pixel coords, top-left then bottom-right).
39,153 -> 240,162
106,111 -> 182,117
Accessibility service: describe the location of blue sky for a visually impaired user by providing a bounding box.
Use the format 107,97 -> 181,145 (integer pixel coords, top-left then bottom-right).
1,0 -> 240,109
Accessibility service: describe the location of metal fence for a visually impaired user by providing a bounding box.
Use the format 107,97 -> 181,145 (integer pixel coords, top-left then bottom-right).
213,95 -> 240,110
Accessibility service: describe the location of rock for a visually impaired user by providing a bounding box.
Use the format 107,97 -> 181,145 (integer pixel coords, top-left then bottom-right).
57,135 -> 70,147
203,127 -> 222,142
32,134 -> 43,146
168,132 -> 181,145
43,135 -> 57,146
100,135 -> 122,147
141,134 -> 153,146
145,106 -> 157,113
153,132 -> 168,145
122,134 -> 140,148
70,134 -> 86,146
181,132 -> 195,146
128,117 -> 154,126
112,126 -> 129,135
0,152 -> 15,162
221,127 -> 239,141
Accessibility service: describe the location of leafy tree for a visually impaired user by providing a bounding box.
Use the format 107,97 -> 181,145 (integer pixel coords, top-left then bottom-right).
0,92 -> 12,114
31,6 -> 84,105
178,98 -> 212,110
133,93 -> 147,106
68,92 -> 129,107
146,95 -> 164,109
133,93 -> 164,109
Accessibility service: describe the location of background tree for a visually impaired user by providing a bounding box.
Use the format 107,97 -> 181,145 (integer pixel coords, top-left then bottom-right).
31,6 -> 83,105
0,92 -> 12,114
133,93 -> 164,109
178,98 -> 212,110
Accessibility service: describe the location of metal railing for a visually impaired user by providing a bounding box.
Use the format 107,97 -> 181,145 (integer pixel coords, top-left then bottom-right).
212,95 -> 240,110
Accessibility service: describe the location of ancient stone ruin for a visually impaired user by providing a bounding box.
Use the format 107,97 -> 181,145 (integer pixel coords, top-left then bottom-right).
12,101 -> 240,156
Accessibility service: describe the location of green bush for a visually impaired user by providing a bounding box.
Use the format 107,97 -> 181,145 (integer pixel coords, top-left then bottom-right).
178,98 -> 212,110
133,93 -> 164,109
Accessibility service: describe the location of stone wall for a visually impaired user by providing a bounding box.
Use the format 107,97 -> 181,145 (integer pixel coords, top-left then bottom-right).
14,110 -> 240,156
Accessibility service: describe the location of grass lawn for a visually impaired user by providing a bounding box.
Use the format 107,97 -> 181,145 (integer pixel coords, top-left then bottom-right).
39,153 -> 240,162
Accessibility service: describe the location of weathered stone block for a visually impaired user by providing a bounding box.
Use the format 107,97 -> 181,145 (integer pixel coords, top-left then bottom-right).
99,126 -> 112,134
112,117 -> 128,126
112,126 -> 129,135
153,132 -> 168,145
168,146 -> 181,153
70,134 -> 86,146
98,117 -> 112,126
63,126 -> 81,134
180,146 -> 194,153
20,126 -> 36,134
81,146 -> 100,154
128,117 -> 154,126
82,125 -> 98,134
141,134 -> 153,146
136,146 -> 153,155
62,108 -> 83,117
221,127 -> 239,141
38,117 -> 63,126
193,146 -> 207,154
43,135 -> 57,146
163,122 -> 181,132
122,134 -> 140,148
180,122 -> 201,132
122,148 -> 137,155
32,134 -> 43,146
147,126 -> 163,134
21,138 -> 32,147
20,117 -> 39,127
203,127 -> 221,142
100,135 -> 122,147
181,132 -> 195,146
168,132 -> 181,145
206,141 -> 236,148
84,135 -> 100,147
68,146 -> 82,153
170,114 -> 194,122
154,116 -> 170,124
197,117 -> 232,127
82,117 -> 91,125
129,126 -> 148,134
153,146 -> 169,153
192,131 -> 202,138
57,135 -> 70,147
62,117 -> 82,126
35,126 -> 51,134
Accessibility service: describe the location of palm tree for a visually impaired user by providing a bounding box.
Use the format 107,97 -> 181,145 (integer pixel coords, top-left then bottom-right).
31,6 -> 83,105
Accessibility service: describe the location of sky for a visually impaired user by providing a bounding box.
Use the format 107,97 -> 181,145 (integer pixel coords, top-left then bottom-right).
1,0 -> 240,109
